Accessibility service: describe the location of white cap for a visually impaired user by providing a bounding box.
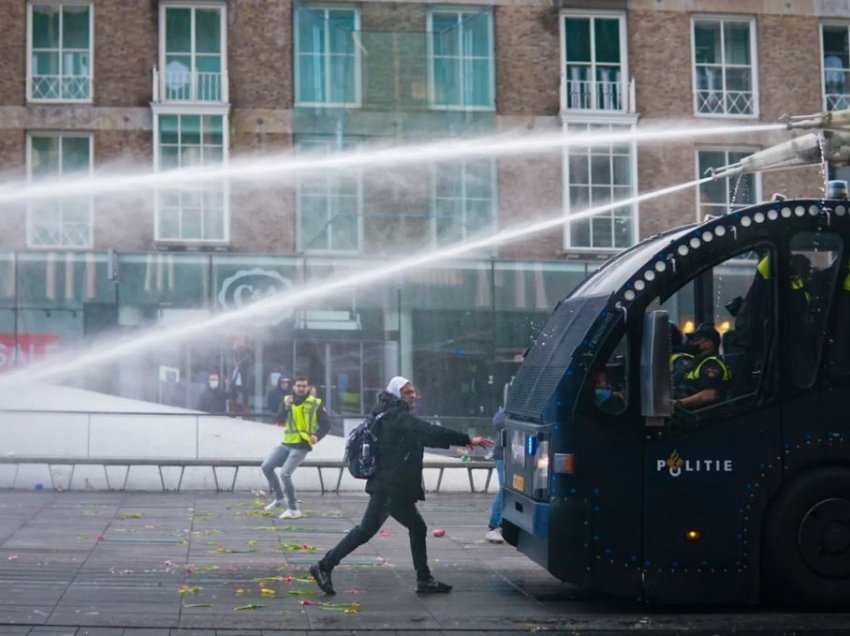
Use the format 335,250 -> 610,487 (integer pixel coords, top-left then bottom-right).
386,376 -> 412,398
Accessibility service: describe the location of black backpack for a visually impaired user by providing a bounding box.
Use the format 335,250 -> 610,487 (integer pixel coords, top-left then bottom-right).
345,412 -> 386,479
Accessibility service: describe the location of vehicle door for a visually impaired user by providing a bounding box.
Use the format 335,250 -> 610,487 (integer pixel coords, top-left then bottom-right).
641,245 -> 782,604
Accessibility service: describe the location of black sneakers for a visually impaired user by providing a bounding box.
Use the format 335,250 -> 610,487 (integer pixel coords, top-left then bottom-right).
309,563 -> 336,595
416,577 -> 452,593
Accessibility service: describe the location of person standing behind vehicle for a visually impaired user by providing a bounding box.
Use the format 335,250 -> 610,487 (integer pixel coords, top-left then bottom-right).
309,376 -> 493,595
486,406 -> 506,543
261,376 -> 329,519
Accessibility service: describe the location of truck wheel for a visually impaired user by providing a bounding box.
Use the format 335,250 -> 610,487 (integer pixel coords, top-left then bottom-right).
763,467 -> 850,607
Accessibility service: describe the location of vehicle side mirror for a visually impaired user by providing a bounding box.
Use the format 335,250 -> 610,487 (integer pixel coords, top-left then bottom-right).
640,310 -> 672,424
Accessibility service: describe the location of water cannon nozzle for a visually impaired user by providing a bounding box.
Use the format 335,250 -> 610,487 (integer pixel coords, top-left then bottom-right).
784,109 -> 850,131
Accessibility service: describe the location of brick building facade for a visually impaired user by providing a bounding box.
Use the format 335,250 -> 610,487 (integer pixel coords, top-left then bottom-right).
0,0 -> 844,415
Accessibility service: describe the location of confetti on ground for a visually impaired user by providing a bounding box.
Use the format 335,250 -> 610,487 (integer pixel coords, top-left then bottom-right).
319,601 -> 361,614
183,603 -> 212,608
179,585 -> 203,596
120,512 -> 144,519
7,555 -> 18,561
235,588 -> 246,596
279,542 -> 316,552
235,603 -> 265,611
299,599 -> 314,606
260,588 -> 276,596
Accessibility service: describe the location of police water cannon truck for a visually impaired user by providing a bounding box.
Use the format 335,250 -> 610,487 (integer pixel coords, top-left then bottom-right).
501,108 -> 850,606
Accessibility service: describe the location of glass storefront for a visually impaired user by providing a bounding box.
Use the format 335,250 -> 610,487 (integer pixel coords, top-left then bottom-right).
0,250 -> 599,416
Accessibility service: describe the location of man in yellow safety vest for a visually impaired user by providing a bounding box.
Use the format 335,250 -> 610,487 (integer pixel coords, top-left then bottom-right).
261,376 -> 330,519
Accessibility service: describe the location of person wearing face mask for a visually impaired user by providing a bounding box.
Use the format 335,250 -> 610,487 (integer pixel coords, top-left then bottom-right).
198,373 -> 228,414
309,376 -> 494,596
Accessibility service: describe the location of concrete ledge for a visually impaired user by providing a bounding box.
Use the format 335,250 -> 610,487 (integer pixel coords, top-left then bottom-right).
0,455 -> 494,494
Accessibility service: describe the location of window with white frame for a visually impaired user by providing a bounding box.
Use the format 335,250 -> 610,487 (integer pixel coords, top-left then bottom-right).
156,113 -> 227,242
296,137 -> 361,253
697,148 -> 759,217
295,6 -> 360,107
822,24 -> 850,111
160,4 -> 225,102
693,17 -> 756,116
561,13 -> 626,112
564,122 -> 635,249
428,9 -> 494,110
28,133 -> 93,248
432,159 -> 496,245
28,2 -> 92,102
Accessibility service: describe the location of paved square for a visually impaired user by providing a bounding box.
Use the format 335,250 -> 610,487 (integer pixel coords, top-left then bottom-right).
1,490 -> 849,635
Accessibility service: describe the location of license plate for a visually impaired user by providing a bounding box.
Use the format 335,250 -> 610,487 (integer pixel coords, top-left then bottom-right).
512,474 -> 524,490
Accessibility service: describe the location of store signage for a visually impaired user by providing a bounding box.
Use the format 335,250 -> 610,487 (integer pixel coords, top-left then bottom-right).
217,268 -> 294,324
0,333 -> 60,369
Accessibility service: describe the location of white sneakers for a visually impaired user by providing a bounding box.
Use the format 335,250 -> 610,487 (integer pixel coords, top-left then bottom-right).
264,499 -> 283,512
486,528 -> 504,544
265,500 -> 303,519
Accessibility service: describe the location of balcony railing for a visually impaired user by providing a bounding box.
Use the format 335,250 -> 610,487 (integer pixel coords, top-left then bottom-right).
826,92 -> 850,112
31,221 -> 92,249
563,77 -> 632,113
696,89 -> 754,116
30,75 -> 91,101
152,66 -> 228,103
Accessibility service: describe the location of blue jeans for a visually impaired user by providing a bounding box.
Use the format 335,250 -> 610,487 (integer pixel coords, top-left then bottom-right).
260,444 -> 308,509
488,459 -> 505,530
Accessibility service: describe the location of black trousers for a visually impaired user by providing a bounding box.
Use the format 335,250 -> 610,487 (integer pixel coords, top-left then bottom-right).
319,492 -> 431,581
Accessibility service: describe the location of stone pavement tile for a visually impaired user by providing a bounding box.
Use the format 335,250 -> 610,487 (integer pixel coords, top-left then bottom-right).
178,608 -> 308,631
0,627 -> 29,635
21,628 -> 78,635
71,628 -> 127,636
47,603 -> 179,628
0,582 -> 69,604
0,605 -> 53,625
118,630 -> 171,636
59,584 -> 179,605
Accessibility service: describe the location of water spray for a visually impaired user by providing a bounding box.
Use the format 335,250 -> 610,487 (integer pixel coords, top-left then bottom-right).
0,123 -> 783,206
0,175 -> 712,393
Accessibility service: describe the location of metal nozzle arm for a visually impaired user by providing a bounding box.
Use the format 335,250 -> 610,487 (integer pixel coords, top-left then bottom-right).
783,108 -> 850,131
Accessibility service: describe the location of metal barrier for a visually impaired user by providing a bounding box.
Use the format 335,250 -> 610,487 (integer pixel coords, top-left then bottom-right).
0,456 -> 495,495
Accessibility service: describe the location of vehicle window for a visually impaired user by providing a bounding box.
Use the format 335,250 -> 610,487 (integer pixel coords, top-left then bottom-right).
789,232 -> 842,389
590,333 -> 628,415
646,246 -> 774,411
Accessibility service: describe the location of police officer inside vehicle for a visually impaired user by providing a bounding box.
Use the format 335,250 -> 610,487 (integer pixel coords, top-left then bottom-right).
668,322 -> 696,399
673,323 -> 730,410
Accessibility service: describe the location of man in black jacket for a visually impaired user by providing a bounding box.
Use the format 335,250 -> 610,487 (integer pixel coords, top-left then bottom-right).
310,376 -> 493,595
